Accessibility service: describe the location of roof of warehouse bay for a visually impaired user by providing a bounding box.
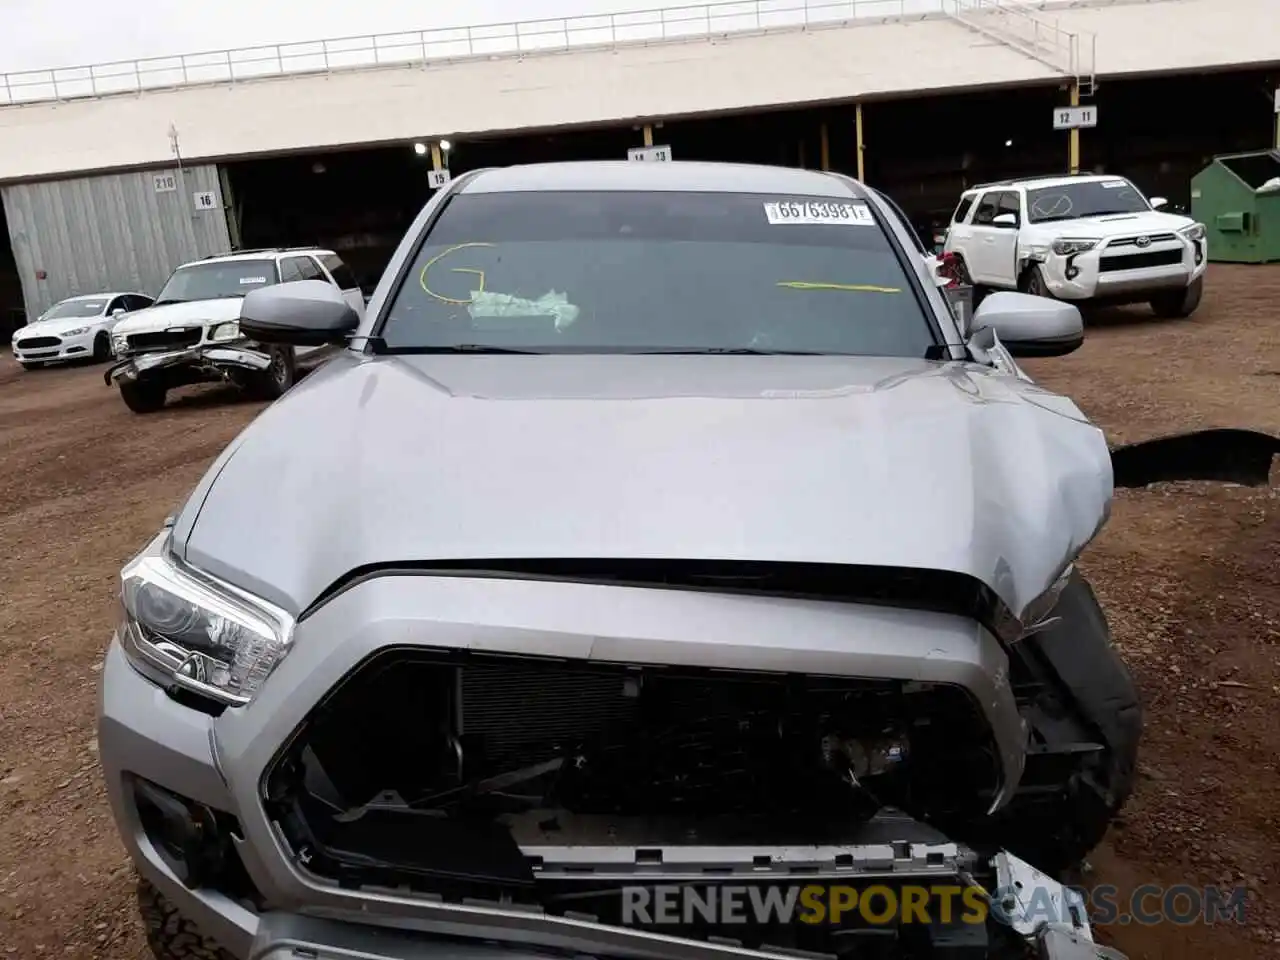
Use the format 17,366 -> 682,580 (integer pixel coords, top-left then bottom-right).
1,0 -> 1277,184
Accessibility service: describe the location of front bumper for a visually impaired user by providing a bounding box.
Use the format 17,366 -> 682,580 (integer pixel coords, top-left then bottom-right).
102,629 -> 1092,960
104,344 -> 271,386
12,330 -> 96,363
1038,237 -> 1207,302
98,549 -> 1061,960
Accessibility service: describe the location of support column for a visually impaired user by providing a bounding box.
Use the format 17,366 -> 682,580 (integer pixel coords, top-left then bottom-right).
855,104 -> 865,182
820,122 -> 830,172
430,143 -> 443,172
643,124 -> 654,148
1068,82 -> 1081,175
1274,86 -> 1279,149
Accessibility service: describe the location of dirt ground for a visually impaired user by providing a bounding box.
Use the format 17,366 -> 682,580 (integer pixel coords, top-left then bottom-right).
0,265 -> 1277,958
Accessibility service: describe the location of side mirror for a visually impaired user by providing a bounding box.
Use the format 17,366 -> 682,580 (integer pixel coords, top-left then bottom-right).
992,213 -> 1019,228
111,308 -> 126,317
969,291 -> 1083,358
1149,196 -> 1169,210
240,280 -> 360,346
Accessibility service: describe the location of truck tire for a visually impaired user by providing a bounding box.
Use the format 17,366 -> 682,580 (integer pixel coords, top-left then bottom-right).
247,346 -> 296,401
120,380 -> 168,414
968,570 -> 1142,875
1019,264 -> 1053,299
1150,277 -> 1203,319
136,877 -> 233,960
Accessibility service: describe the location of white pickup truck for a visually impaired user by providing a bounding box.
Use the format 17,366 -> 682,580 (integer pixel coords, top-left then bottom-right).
943,174 -> 1208,318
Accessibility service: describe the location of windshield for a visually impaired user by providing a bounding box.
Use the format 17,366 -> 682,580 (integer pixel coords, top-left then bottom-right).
1025,179 -> 1151,223
155,259 -> 279,304
43,299 -> 106,320
379,190 -> 936,356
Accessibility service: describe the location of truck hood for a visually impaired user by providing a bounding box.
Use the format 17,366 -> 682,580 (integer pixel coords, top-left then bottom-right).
1024,209 -> 1193,238
112,298 -> 242,335
173,354 -> 1113,618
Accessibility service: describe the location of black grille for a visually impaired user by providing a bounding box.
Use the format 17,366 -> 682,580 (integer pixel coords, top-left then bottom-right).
1098,249 -> 1183,272
286,648 -> 999,822
18,336 -> 60,348
127,328 -> 202,351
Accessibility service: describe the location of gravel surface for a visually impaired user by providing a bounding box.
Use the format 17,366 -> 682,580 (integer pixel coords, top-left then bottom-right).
0,263 -> 1277,958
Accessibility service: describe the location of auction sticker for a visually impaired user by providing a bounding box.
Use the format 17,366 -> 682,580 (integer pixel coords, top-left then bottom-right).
763,200 -> 873,226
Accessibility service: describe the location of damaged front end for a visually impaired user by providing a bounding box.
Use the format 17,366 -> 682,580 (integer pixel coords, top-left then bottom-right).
104,345 -> 273,389
261,649 -> 1109,959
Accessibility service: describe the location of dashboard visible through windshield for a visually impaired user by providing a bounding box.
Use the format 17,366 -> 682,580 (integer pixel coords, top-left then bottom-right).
1025,179 -> 1151,224
155,260 -> 280,304
379,190 -> 938,357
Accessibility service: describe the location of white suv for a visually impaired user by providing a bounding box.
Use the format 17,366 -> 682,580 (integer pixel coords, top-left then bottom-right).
106,248 -> 365,413
943,174 -> 1207,318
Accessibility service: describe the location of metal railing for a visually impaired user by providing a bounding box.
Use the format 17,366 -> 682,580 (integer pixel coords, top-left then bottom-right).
947,0 -> 1097,91
2,0 -> 1049,106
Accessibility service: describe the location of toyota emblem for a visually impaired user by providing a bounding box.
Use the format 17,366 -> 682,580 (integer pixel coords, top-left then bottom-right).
1135,235 -> 1151,248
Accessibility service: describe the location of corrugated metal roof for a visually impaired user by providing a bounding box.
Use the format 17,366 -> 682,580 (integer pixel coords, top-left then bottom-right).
0,0 -> 1275,184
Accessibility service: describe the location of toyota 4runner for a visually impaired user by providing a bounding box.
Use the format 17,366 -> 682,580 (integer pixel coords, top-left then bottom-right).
943,175 -> 1207,318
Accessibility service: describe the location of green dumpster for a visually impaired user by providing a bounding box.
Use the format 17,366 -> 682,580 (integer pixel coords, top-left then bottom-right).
1190,150 -> 1280,264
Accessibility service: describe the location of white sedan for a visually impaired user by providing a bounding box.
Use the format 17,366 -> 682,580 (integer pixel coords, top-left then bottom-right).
10,292 -> 154,369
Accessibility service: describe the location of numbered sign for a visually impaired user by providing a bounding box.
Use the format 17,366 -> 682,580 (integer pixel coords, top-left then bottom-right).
627,145 -> 673,163
153,173 -> 177,193
1052,106 -> 1098,130
192,191 -> 218,211
427,168 -> 452,189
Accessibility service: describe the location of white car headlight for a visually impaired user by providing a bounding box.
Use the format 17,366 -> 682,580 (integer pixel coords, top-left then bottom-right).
112,333 -> 129,354
1180,223 -> 1206,242
64,326 -> 91,336
1050,238 -> 1099,256
120,552 -> 294,706
209,320 -> 241,342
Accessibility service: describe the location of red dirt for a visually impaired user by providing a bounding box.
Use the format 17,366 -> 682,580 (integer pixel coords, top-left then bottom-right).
0,264 -> 1277,957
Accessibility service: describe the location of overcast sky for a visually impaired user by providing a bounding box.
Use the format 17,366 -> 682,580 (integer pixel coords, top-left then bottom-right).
0,0 -> 668,72
1,0 -> 947,73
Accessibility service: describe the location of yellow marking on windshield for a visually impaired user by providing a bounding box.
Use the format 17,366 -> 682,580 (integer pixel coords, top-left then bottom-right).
420,242 -> 497,304
777,281 -> 902,294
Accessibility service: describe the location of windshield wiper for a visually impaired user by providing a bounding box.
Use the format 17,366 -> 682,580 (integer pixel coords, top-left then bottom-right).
378,344 -> 545,355
633,347 -> 829,356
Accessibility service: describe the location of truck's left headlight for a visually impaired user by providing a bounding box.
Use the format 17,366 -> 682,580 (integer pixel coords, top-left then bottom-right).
1050,238 -> 1099,256
209,321 -> 241,342
120,553 -> 294,706
1180,223 -> 1206,242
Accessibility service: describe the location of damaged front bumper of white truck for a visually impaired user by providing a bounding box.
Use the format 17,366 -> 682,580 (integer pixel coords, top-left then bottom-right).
103,344 -> 273,389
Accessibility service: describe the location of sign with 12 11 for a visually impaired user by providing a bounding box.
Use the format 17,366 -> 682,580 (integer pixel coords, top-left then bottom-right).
1053,105 -> 1098,130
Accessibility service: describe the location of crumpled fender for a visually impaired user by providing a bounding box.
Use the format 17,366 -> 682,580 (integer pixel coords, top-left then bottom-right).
1111,428 -> 1280,488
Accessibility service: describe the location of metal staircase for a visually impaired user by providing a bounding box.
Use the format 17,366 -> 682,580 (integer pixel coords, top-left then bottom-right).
946,0 -> 1097,96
